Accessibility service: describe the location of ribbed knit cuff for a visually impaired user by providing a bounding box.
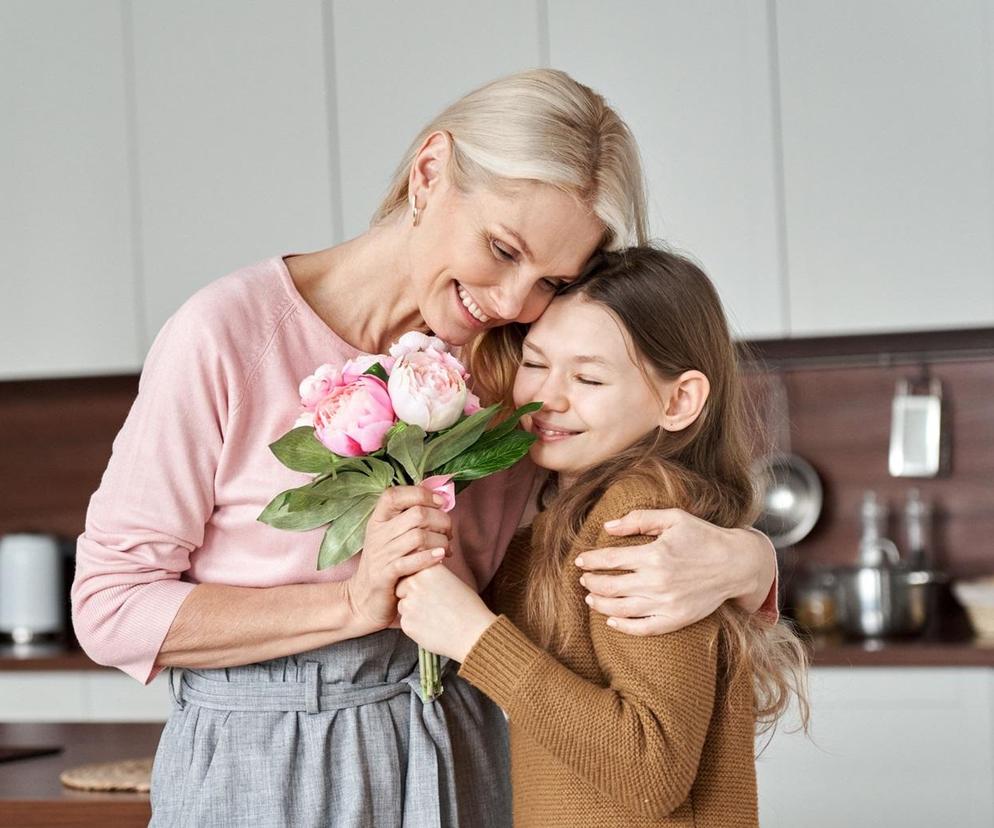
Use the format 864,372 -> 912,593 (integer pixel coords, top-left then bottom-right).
458,614 -> 544,709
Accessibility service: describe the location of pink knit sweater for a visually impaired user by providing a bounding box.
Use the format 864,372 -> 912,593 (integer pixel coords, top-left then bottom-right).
72,255 -> 778,686
71,256 -> 536,683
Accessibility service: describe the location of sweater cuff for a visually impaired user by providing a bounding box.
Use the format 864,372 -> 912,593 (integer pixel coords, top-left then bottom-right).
458,614 -> 544,709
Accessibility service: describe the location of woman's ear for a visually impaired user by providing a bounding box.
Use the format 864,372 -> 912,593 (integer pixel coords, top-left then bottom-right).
659,370 -> 710,432
408,130 -> 453,207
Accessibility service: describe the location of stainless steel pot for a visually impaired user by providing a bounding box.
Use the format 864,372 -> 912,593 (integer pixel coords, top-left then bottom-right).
833,565 -> 946,638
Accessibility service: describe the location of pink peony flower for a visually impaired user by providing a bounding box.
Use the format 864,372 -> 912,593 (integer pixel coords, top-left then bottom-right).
420,474 -> 456,512
387,349 -> 469,432
299,364 -> 345,411
342,353 -> 396,383
389,331 -> 449,360
463,391 -> 482,416
313,375 -> 397,456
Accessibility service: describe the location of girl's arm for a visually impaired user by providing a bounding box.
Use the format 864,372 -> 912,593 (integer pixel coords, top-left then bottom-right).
458,570 -> 720,820
395,528 -> 721,820
576,510 -> 778,635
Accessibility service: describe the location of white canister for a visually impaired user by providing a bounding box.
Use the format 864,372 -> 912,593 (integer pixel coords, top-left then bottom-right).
0,533 -> 65,643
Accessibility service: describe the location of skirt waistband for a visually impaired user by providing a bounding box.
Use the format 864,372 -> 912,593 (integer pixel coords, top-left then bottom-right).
169,659 -> 450,714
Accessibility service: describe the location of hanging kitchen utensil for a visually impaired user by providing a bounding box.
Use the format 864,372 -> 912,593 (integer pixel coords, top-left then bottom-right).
888,375 -> 942,477
751,372 -> 823,551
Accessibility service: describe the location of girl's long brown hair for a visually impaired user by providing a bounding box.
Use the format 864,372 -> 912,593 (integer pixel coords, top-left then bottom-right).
466,246 -> 810,739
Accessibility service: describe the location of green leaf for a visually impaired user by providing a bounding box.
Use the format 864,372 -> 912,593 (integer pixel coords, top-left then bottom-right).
362,456 -> 398,488
472,401 -> 542,451
269,427 -> 341,474
421,404 -> 501,472
363,362 -> 389,382
258,488 -> 364,532
308,470 -> 388,500
386,422 -> 427,483
435,429 -> 536,481
317,493 -> 379,570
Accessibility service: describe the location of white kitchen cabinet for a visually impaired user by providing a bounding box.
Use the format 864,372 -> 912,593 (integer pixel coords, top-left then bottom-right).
130,0 -> 338,345
547,0 -> 787,340
0,671 -> 171,722
757,667 -> 994,827
776,0 -> 994,336
330,0 -> 544,242
0,0 -> 143,379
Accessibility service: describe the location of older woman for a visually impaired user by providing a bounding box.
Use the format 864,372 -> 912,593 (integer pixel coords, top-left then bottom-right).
72,69 -> 776,827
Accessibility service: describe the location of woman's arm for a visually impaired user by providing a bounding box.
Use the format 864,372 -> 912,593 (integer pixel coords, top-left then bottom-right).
155,581 -> 369,671
576,509 -> 778,635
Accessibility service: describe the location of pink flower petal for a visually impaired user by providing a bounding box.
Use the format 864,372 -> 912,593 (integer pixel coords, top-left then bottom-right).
420,474 -> 456,512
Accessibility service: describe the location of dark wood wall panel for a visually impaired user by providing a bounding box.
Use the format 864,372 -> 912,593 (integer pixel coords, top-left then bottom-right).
0,343 -> 991,582
751,358 -> 994,577
0,376 -> 138,539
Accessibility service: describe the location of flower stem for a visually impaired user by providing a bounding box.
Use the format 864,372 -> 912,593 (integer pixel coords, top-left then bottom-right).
418,645 -> 443,701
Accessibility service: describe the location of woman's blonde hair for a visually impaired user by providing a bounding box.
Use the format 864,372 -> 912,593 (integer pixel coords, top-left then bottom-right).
371,68 -> 649,251
493,247 -> 810,741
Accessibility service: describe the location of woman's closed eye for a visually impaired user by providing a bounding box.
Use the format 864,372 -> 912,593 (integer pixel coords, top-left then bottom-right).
489,236 -> 518,263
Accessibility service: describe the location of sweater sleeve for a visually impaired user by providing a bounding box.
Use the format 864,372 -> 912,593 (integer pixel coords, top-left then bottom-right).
71,292 -> 235,684
459,527 -> 721,819
750,528 -> 780,622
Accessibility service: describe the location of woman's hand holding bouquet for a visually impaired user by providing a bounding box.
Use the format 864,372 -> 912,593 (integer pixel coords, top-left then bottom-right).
259,331 -> 538,699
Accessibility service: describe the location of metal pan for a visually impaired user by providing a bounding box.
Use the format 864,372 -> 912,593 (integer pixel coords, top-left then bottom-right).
751,452 -> 823,550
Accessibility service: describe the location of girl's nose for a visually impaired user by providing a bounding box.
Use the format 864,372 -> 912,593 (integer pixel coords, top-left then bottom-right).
536,373 -> 569,411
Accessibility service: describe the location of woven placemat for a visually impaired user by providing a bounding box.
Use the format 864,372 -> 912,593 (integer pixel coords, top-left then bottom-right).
59,757 -> 153,792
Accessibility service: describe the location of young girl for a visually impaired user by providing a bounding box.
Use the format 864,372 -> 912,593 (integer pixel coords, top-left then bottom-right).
395,246 -> 810,827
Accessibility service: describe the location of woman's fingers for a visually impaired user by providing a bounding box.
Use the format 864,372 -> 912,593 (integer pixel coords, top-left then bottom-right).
383,530 -> 450,561
574,543 -> 648,572
579,571 -> 645,599
371,486 -> 445,523
391,548 -> 446,580
382,503 -> 452,543
583,593 -> 657,619
601,507 -> 685,537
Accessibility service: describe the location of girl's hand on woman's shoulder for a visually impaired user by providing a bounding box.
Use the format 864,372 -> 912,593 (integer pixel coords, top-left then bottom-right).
396,565 -> 496,662
345,487 -> 453,634
575,507 -> 772,635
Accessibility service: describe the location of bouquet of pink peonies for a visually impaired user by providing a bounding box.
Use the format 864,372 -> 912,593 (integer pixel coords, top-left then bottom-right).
259,331 -> 539,700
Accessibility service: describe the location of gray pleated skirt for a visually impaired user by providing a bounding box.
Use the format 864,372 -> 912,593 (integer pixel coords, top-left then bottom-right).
149,629 -> 511,827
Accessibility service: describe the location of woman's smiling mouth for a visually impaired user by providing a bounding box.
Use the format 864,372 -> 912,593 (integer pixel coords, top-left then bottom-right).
455,282 -> 491,324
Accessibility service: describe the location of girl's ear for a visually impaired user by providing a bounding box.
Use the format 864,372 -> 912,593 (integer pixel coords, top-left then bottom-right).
659,370 -> 710,432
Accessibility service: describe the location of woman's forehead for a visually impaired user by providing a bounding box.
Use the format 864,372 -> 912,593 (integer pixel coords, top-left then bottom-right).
473,182 -> 603,273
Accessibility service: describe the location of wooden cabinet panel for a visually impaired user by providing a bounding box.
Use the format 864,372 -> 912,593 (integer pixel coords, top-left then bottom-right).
547,0 -> 787,339
331,0 -> 543,241
776,0 -> 994,336
130,0 -> 337,344
0,0 -> 141,379
757,667 -> 994,827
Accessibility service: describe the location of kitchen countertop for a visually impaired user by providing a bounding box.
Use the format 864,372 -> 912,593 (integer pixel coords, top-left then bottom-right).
0,722 -> 162,826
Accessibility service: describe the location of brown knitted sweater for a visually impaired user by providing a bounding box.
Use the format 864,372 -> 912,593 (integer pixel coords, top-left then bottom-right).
458,478 -> 760,827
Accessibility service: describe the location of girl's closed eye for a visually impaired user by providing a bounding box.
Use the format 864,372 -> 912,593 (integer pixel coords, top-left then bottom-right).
520,361 -> 546,369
